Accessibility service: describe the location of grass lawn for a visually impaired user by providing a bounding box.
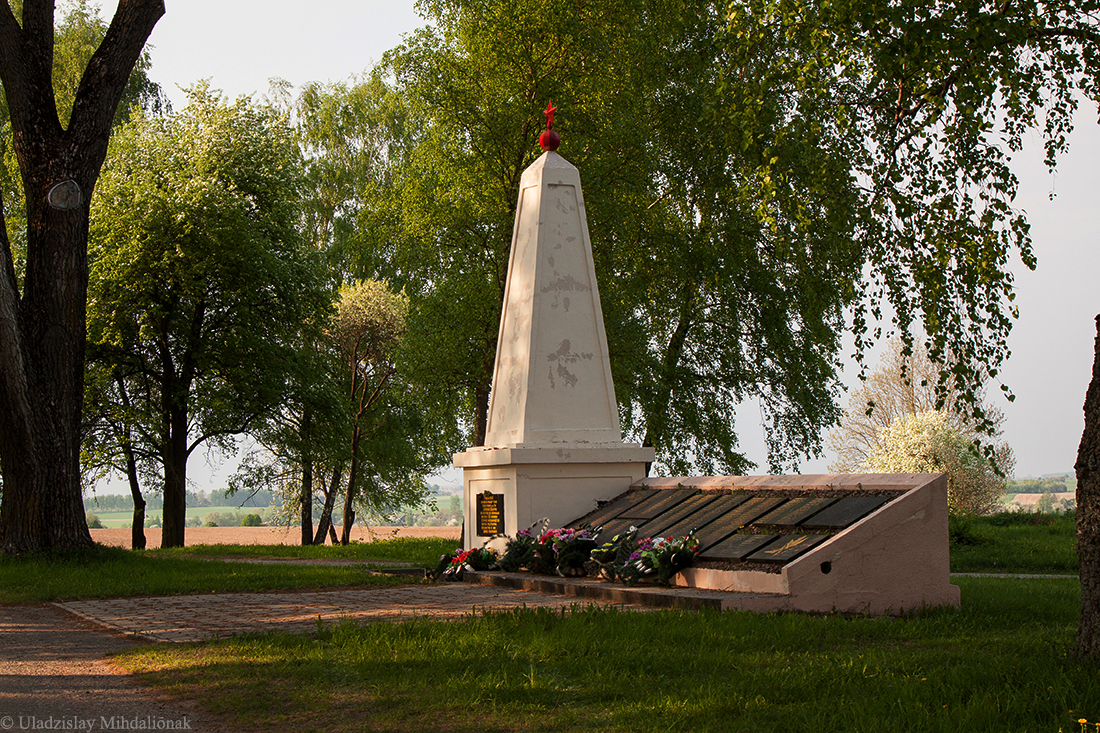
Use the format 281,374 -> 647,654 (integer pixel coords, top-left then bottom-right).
950,511 -> 1077,574
115,576 -> 1094,733
151,536 -> 456,566
0,537 -> 454,603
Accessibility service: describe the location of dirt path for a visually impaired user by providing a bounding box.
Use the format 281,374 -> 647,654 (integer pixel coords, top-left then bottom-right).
0,604 -> 242,732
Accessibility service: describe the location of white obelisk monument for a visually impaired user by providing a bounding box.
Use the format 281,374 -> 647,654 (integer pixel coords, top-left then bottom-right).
454,102 -> 654,548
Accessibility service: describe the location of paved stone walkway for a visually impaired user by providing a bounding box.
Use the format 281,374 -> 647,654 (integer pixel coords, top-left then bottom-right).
58,583 -> 647,643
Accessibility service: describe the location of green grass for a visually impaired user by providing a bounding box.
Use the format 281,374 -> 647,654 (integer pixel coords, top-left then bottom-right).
950,512 -> 1077,574
151,536 -> 457,566
0,539 -> 455,603
115,576 -> 1095,733
88,505 -> 269,528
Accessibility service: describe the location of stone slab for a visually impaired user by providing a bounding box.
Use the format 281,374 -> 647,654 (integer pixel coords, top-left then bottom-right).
746,534 -> 829,564
570,488 -> 657,528
695,496 -> 787,551
799,496 -> 890,530
752,497 -> 837,529
621,487 -> 698,520
656,493 -> 752,540
591,516 -> 643,542
700,533 -> 780,560
637,492 -> 719,538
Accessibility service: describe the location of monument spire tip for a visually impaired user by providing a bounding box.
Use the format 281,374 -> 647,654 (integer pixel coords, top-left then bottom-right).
539,99 -> 560,152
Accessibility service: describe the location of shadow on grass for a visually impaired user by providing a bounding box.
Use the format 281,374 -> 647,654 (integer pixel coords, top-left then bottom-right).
117,576 -> 1093,733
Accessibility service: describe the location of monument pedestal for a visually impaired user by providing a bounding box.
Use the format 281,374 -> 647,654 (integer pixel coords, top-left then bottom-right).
455,443 -> 652,549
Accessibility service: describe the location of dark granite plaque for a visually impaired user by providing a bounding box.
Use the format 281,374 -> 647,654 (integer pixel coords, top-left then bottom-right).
656,494 -> 752,540
620,488 -> 698,520
752,497 -> 837,530
476,492 -> 505,536
640,493 -> 719,538
591,517 -> 644,542
700,533 -> 780,561
569,489 -> 658,529
746,534 -> 828,564
695,496 -> 787,551
799,496 -> 890,530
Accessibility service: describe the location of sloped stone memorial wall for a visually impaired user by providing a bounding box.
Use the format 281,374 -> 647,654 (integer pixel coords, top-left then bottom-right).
569,473 -> 960,615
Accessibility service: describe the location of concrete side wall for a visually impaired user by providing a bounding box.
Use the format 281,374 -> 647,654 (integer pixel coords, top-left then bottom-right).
781,475 -> 960,614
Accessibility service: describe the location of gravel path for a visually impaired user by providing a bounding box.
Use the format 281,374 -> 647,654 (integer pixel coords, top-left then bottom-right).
0,604 -> 242,732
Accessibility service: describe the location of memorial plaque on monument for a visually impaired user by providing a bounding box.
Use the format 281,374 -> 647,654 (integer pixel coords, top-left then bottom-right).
657,493 -> 753,540
695,496 -> 787,551
621,488 -> 698,520
799,496 -> 890,530
746,533 -> 828,564
752,497 -> 837,530
700,533 -> 780,561
476,492 -> 505,536
570,488 -> 658,529
640,493 -> 719,537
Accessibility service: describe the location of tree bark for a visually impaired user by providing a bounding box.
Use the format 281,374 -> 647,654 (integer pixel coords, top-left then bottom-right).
160,403 -> 189,548
123,441 -> 146,550
313,463 -> 343,545
300,409 -> 314,546
0,0 -> 165,554
1074,314 -> 1100,660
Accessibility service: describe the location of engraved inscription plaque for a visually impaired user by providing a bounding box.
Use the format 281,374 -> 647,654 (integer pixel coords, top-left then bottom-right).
476,492 -> 505,536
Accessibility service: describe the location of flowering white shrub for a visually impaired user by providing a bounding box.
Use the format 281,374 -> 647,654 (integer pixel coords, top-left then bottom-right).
862,410 -> 1005,515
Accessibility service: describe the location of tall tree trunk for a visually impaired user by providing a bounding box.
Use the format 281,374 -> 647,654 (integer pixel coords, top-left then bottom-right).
0,0 -> 165,554
1074,314 -> 1100,660
313,463 -> 342,545
160,405 -> 188,548
474,381 -> 489,447
340,425 -> 363,545
123,441 -> 146,550
300,409 -> 313,546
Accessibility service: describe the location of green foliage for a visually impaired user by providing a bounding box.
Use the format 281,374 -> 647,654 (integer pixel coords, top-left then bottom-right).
0,0 -> 165,287
240,513 -> 263,527
1009,475 -> 1074,495
83,85 -> 332,537
116,577 -> 1091,733
341,0 -> 864,472
864,410 -> 1006,515
722,0 -> 1100,450
85,513 -> 103,529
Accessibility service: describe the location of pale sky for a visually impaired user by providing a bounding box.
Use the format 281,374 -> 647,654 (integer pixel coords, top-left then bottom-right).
92,1 -> 1099,491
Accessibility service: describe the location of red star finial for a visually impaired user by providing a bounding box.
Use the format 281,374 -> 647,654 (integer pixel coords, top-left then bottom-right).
539,99 -> 560,152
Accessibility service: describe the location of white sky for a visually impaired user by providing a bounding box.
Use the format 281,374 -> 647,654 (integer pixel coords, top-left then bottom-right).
91,1 -> 1100,492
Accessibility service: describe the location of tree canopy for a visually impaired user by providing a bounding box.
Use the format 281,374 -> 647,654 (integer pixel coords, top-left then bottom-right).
85,86 -> 330,548
827,339 -> 1015,477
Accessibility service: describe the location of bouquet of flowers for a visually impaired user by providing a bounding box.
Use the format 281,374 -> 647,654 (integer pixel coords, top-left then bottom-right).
588,527 -> 639,581
498,528 -> 539,572
618,533 -> 701,586
540,527 -> 597,576
431,545 -> 499,580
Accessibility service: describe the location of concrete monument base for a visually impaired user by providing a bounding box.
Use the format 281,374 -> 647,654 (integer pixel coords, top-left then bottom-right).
454,443 -> 653,549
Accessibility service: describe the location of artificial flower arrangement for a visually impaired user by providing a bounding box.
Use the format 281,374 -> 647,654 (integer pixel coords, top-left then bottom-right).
541,527 -> 597,576
436,521 -> 699,586
430,545 -> 499,580
618,533 -> 701,586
